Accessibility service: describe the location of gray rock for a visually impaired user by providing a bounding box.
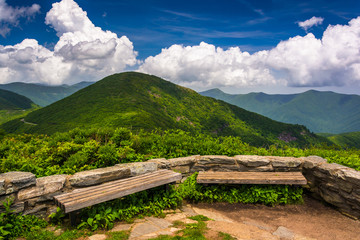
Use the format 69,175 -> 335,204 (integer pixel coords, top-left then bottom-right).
197,155 -> 236,165
190,164 -> 213,172
302,156 -> 327,169
235,155 -> 270,167
337,179 -> 354,193
168,155 -> 199,167
0,194 -> 15,205
0,179 -> 4,195
319,186 -> 345,206
130,222 -> 161,238
0,171 -> 36,194
271,157 -> 302,168
247,165 -> 274,172
69,165 -> 131,187
18,174 -> 67,201
88,234 -> 107,240
0,201 -> 24,214
315,163 -> 349,178
217,165 -> 242,171
147,158 -> 169,169
337,169 -> 360,186
23,204 -> 48,217
119,162 -> 157,176
172,165 -> 191,173
272,226 -> 294,240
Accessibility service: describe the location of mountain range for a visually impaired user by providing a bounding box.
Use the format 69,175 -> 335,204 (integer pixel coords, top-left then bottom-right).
200,88 -> 360,134
1,72 -> 325,147
0,81 -> 93,107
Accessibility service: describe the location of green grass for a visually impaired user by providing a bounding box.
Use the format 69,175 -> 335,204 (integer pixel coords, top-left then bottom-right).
1,72 -> 326,148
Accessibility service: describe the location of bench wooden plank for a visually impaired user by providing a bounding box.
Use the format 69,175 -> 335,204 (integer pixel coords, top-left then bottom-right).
54,170 -> 182,213
55,170 -> 174,204
197,172 -> 307,185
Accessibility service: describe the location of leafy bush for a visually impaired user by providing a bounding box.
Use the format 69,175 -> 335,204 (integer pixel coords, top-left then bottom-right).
0,197 -> 47,239
0,128 -> 359,177
178,173 -> 303,206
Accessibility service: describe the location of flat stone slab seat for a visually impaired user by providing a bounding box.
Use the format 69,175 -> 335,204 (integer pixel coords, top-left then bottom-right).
54,170 -> 182,216
197,172 -> 307,185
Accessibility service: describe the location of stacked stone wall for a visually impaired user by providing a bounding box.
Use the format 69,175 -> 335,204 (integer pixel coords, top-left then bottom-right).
1,156 -> 359,219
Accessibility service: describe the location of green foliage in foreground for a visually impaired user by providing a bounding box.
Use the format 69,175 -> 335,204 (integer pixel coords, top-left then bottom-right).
0,197 -> 48,239
1,128 -> 359,177
178,173 -> 303,205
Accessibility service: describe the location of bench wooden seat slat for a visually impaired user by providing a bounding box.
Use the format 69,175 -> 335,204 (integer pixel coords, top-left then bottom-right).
197,172 -> 307,185
54,169 -> 181,213
55,170 -> 175,204
56,172 -> 178,206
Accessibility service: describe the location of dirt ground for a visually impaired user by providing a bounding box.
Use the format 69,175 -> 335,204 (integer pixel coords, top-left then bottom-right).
193,195 -> 360,240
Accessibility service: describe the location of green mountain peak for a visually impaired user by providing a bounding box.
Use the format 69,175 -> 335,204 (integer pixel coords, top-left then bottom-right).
2,72 -> 325,147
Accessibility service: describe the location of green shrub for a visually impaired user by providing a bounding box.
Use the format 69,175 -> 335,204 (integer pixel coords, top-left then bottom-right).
178,173 -> 303,206
0,197 -> 48,239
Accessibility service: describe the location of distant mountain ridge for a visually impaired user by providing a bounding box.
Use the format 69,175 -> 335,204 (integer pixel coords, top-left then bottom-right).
200,89 -> 360,134
0,81 -> 94,107
0,89 -> 34,110
1,72 -> 326,147
0,88 -> 39,124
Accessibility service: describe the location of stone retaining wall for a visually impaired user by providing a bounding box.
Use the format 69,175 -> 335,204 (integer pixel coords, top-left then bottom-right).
1,155 -> 359,220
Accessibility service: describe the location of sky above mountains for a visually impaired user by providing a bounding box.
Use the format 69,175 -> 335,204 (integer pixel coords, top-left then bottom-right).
1,0 -> 360,94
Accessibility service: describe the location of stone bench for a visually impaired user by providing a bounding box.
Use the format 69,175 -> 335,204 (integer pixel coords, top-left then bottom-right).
197,171 -> 307,185
54,170 -> 182,224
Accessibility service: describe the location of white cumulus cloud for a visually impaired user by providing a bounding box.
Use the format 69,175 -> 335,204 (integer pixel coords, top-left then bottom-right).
139,42 -> 277,89
139,16 -> 360,89
0,0 -> 138,85
298,16 -> 324,31
0,0 -> 40,37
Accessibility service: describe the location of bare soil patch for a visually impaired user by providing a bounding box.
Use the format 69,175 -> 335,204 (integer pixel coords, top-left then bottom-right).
193,195 -> 360,240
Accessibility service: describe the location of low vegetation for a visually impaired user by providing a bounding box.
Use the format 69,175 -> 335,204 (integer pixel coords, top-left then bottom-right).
0,128 -> 359,177
178,173 -> 303,205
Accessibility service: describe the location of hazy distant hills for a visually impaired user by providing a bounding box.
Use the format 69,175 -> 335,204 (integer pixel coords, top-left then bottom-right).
200,89 -> 360,134
1,72 -> 325,147
0,81 -> 93,107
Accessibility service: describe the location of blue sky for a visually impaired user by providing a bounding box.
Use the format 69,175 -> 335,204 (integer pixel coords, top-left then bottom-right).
1,0 -> 360,94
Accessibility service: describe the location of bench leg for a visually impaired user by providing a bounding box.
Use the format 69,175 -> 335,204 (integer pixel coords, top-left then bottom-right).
165,184 -> 170,192
69,211 -> 79,226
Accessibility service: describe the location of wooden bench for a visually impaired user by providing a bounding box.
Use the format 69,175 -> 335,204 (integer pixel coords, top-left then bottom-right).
54,169 -> 182,224
197,171 -> 307,185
